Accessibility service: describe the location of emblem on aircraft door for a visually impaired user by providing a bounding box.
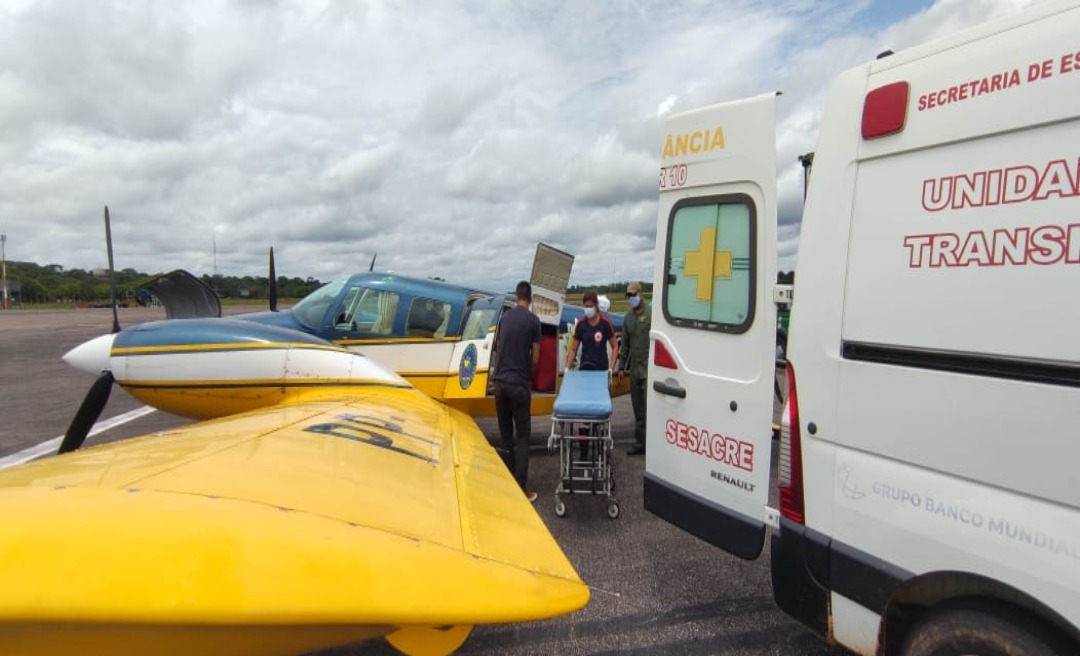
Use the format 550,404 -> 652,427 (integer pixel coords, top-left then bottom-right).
459,343 -> 478,390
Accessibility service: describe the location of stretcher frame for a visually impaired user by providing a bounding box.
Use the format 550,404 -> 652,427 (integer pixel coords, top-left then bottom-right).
546,371 -> 620,519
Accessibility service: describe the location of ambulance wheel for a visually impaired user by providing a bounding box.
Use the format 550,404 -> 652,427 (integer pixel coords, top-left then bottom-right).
607,502 -> 620,519
901,600 -> 1072,656
554,498 -> 566,517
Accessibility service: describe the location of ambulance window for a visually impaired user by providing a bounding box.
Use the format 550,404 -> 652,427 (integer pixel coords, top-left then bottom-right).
664,197 -> 755,333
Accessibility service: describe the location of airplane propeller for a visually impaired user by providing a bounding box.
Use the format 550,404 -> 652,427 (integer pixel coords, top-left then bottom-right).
269,246 -> 278,312
58,371 -> 115,454
104,206 -> 121,334
58,206 -> 123,455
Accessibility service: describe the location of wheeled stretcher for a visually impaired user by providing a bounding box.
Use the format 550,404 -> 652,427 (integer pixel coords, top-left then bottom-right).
546,370 -> 619,519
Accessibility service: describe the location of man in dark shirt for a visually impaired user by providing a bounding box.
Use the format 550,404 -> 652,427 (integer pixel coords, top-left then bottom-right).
492,281 -> 542,502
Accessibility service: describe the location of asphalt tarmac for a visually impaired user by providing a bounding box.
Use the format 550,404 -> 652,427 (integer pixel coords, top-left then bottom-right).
0,307 -> 847,656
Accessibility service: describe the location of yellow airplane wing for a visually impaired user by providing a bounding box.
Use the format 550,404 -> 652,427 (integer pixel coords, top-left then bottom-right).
0,385 -> 587,656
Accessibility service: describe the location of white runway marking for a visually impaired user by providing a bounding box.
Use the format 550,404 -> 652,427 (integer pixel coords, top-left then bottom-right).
0,406 -> 157,470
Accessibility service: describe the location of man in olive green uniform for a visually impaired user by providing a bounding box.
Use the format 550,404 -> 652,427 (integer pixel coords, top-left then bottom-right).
616,280 -> 651,455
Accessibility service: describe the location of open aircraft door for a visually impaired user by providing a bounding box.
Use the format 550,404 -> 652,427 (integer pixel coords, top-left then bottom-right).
644,93 -> 778,560
529,242 -> 574,328
444,295 -> 507,412
484,242 -> 574,399
529,243 -> 574,393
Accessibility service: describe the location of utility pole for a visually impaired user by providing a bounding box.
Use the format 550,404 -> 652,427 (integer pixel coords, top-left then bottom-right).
1,232 -> 8,310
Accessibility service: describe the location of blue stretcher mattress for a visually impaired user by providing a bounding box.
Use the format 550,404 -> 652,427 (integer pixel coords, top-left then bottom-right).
553,370 -> 612,419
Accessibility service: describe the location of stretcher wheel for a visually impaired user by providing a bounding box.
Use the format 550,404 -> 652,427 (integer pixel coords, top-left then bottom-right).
554,498 -> 567,517
607,502 -> 620,519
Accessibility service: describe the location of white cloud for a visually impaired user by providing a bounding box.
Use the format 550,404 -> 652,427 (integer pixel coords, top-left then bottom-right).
0,0 -> 1044,291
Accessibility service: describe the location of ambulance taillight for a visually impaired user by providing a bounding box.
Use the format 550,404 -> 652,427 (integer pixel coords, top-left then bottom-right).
653,340 -> 678,369
777,361 -> 805,524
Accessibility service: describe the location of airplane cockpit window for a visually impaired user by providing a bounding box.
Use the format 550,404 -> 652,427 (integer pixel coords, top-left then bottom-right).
334,286 -> 363,330
332,286 -> 400,335
407,298 -> 450,338
371,290 -> 399,335
461,307 -> 498,341
292,279 -> 347,328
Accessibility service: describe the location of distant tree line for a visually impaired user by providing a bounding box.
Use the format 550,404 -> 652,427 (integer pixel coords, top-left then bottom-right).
2,261 -> 323,304
197,272 -> 323,302
570,271 -> 794,295
568,281 -> 654,295
4,261 -> 795,305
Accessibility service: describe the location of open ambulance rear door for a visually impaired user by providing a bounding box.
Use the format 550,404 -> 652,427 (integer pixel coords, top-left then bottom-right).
644,93 -> 779,559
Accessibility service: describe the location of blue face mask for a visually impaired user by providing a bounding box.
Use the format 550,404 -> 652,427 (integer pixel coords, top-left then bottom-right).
629,294 -> 641,309
583,307 -> 597,319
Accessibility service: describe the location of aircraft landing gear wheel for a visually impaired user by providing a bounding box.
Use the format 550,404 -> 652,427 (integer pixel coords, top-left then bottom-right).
554,497 -> 566,517
607,502 -> 620,519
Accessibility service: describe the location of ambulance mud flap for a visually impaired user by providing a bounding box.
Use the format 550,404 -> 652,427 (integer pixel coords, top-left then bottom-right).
644,474 -> 765,560
770,517 -> 830,637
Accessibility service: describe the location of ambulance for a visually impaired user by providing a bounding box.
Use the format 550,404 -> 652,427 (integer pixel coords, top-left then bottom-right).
644,1 -> 1080,654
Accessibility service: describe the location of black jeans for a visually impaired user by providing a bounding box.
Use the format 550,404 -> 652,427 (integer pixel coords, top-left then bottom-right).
494,380 -> 532,490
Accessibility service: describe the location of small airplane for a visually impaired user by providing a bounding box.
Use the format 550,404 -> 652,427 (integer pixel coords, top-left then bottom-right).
124,242 -> 629,419
0,208 -> 617,655
0,316 -> 590,656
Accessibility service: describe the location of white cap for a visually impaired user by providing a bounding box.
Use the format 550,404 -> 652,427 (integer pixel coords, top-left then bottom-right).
597,295 -> 611,313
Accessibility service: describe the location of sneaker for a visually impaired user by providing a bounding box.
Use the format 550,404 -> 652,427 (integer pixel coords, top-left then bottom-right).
526,491 -> 539,503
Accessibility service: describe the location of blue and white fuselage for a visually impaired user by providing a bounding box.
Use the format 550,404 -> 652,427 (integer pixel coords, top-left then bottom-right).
63,318 -> 408,420
65,272 -> 627,418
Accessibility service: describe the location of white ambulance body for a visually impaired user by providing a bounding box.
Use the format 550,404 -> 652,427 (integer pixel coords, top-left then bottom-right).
645,2 -> 1080,654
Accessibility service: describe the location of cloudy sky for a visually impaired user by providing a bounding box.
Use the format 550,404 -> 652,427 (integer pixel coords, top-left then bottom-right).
0,0 -> 1039,292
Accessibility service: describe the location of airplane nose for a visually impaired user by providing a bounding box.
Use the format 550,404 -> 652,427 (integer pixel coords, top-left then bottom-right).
63,334 -> 116,375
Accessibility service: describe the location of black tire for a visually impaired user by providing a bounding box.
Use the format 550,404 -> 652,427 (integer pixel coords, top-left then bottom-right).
902,600 -> 1074,656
